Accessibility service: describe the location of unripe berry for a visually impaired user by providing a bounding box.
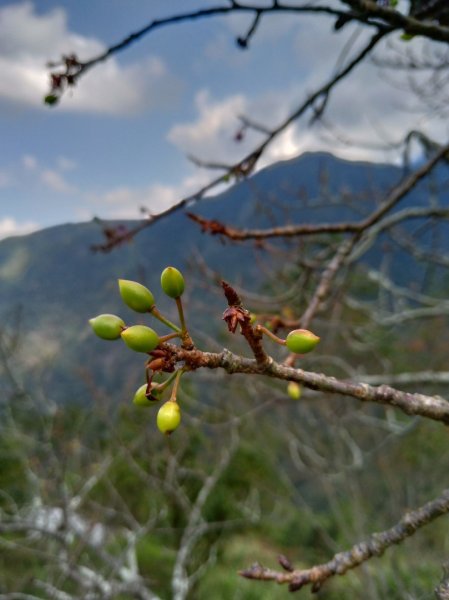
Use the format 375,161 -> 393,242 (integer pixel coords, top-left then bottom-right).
121,325 -> 159,353
118,279 -> 155,313
157,401 -> 181,435
287,381 -> 302,400
286,329 -> 320,354
133,384 -> 161,406
89,314 -> 125,340
160,267 -> 185,298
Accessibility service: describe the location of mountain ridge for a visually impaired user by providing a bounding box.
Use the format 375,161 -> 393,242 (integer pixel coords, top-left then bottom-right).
1,151 -> 447,403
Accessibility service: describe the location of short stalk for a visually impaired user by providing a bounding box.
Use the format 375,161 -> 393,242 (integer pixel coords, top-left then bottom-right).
156,370 -> 179,393
150,306 -> 181,333
159,332 -> 181,343
257,325 -> 286,346
176,297 -> 194,347
169,369 -> 184,402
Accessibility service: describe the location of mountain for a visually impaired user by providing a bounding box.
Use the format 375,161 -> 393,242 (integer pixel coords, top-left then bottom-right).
0,152 -> 446,403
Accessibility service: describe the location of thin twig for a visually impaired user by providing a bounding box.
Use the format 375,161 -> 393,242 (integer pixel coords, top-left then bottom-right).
92,28 -> 388,251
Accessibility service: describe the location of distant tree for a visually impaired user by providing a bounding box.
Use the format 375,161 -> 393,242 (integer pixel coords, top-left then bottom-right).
39,1 -> 449,596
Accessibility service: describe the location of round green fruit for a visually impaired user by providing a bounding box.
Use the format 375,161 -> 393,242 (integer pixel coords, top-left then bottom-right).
89,314 -> 125,340
121,325 -> 159,353
285,329 -> 320,354
133,384 -> 161,406
118,279 -> 155,313
157,401 -> 181,435
287,382 -> 302,400
160,267 -> 185,298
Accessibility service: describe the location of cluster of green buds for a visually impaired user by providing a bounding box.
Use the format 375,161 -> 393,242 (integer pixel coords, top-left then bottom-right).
89,267 -> 188,435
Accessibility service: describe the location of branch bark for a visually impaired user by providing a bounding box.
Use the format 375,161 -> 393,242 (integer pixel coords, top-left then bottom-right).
240,487 -> 449,593
165,343 -> 449,424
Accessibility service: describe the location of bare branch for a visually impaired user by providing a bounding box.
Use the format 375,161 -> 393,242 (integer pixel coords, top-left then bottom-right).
165,343 -> 449,424
436,562 -> 449,600
342,0 -> 449,42
240,487 -> 449,593
299,238 -> 356,330
92,28 -> 387,251
189,142 -> 449,242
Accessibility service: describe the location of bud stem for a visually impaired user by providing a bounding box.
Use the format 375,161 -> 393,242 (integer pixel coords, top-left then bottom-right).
159,332 -> 181,343
155,370 -> 179,394
175,297 -> 194,348
150,306 -> 182,333
169,369 -> 184,403
257,325 -> 287,346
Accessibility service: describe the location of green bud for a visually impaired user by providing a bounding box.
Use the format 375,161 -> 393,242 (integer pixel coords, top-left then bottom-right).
157,401 -> 181,435
89,314 -> 125,340
44,94 -> 59,106
285,329 -> 320,354
121,325 -> 159,353
400,33 -> 414,41
133,384 -> 161,406
118,279 -> 155,313
287,382 -> 302,400
160,267 -> 185,299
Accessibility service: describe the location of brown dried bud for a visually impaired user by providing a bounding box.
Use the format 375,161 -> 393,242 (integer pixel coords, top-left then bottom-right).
278,554 -> 294,572
222,306 -> 248,334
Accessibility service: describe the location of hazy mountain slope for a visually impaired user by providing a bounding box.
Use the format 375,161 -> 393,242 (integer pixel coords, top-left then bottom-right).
0,152 -> 446,403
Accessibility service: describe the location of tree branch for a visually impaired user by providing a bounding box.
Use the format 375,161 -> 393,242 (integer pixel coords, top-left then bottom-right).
164,343 -> 449,424
240,487 -> 449,593
92,28 -> 388,251
188,142 -> 449,242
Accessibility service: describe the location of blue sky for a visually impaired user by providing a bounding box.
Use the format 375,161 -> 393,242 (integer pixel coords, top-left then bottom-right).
1,0 -> 447,239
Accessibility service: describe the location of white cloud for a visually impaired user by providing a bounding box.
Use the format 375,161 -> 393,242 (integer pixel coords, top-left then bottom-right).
56,156 -> 77,171
0,217 -> 38,240
19,153 -> 78,193
167,16 -> 449,171
168,89 -> 251,163
83,168 -> 216,220
85,184 -> 177,220
22,154 -> 38,170
0,2 -> 181,115
167,88 -> 311,171
40,169 -> 76,194
0,171 -> 12,187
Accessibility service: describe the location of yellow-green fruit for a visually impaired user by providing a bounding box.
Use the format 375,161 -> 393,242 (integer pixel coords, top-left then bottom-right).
89,314 -> 125,340
286,329 -> 320,354
157,401 -> 181,435
249,313 -> 257,325
287,382 -> 302,400
160,267 -> 185,298
118,279 -> 155,313
133,384 -> 161,406
121,325 -> 159,353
